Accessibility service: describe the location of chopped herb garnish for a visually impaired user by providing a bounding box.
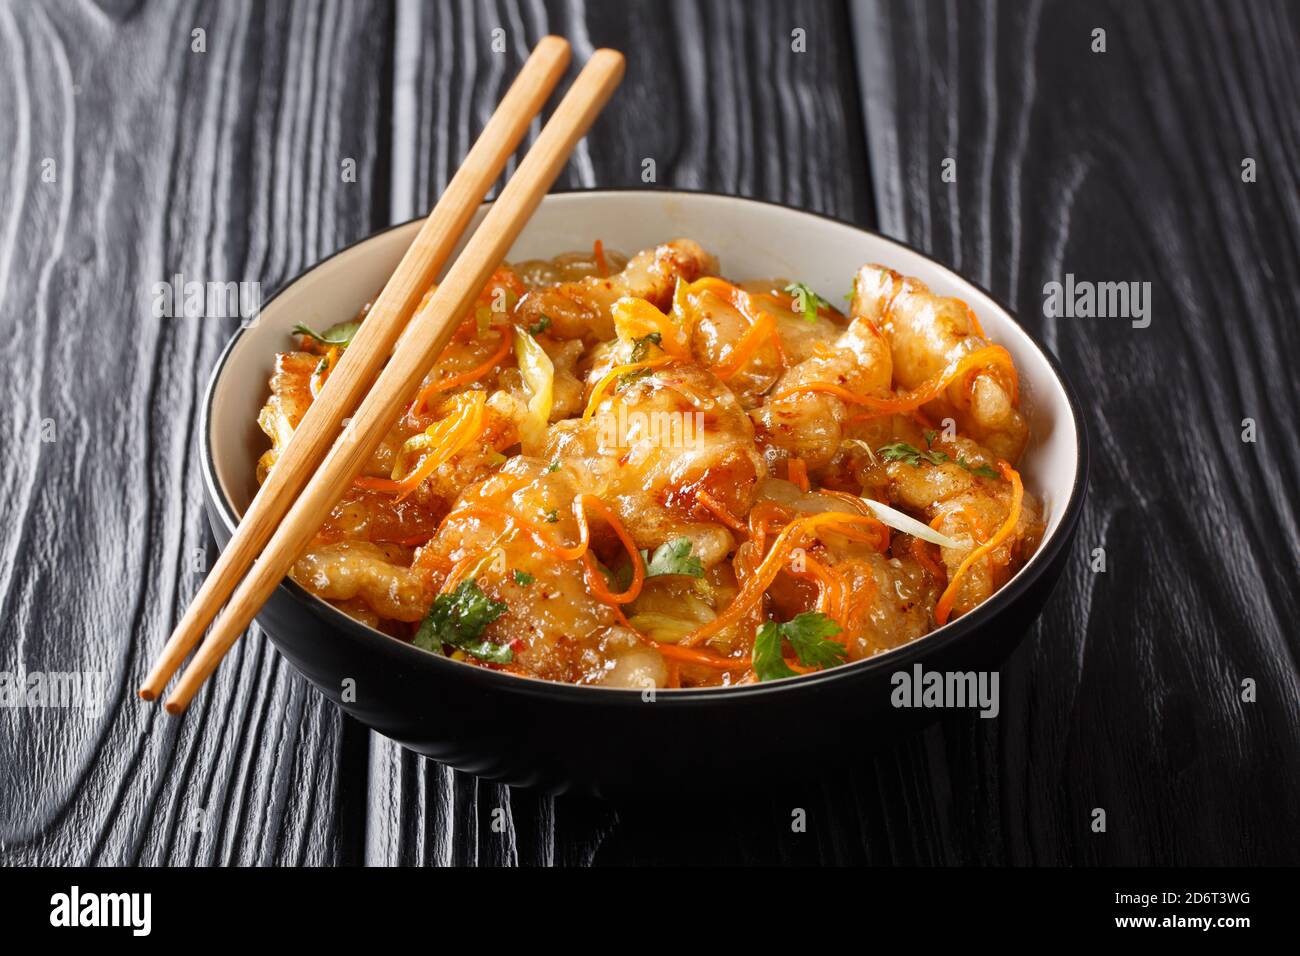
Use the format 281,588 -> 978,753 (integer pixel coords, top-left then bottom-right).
783,282 -> 832,322
753,612 -> 846,682
528,315 -> 551,336
644,537 -> 704,578
923,429 -> 938,448
546,461 -> 560,473
878,441 -> 948,467
543,508 -> 559,523
879,441 -> 999,479
294,319 -> 361,347
958,458 -> 1000,479
513,569 -> 535,586
629,331 -> 662,362
412,578 -> 510,663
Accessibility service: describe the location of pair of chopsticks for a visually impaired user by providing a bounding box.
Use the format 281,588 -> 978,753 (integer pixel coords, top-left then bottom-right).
140,37 -> 625,713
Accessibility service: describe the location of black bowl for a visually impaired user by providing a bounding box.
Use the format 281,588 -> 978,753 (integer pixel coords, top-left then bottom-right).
200,189 -> 1089,797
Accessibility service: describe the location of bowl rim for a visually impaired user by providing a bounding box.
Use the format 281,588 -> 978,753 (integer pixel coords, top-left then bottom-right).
200,186 -> 1090,705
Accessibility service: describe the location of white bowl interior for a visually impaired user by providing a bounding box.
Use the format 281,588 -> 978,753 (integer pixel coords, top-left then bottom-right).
208,191 -> 1078,577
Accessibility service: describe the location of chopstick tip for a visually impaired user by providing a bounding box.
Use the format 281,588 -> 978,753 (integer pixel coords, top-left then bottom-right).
137,686 -> 157,701
592,48 -> 626,83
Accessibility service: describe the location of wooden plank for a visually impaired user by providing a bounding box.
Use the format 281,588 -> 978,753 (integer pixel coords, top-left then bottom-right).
367,0 -> 882,866
850,0 -> 1300,863
0,0 -> 388,865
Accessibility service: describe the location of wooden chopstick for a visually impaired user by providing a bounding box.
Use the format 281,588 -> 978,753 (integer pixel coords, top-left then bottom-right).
161,49 -> 626,714
137,38 -> 572,702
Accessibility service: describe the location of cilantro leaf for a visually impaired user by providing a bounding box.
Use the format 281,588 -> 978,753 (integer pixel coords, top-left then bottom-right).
528,315 -> 551,336
880,441 -> 1000,480
645,537 -> 704,578
878,441 -> 949,467
412,578 -> 510,663
753,622 -> 798,681
753,611 -> 846,681
783,282 -> 832,322
513,569 -> 534,586
783,612 -> 848,669
543,509 -> 559,523
294,319 -> 361,347
957,457 -> 999,479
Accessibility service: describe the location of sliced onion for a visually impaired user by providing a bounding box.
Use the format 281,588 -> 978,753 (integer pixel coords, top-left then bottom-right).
513,326 -> 554,455
858,497 -> 964,550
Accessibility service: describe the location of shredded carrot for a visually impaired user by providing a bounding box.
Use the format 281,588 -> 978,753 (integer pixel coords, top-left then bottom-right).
775,344 -> 1019,415
353,392 -> 486,501
582,356 -> 671,419
934,461 -> 1023,625
811,491 -> 892,551
593,239 -> 609,277
441,504 -> 587,561
688,276 -> 789,370
787,457 -> 810,492
681,511 -> 885,648
798,552 -> 844,626
411,325 -> 512,415
964,303 -> 986,339
695,487 -> 746,533
746,500 -> 795,553
654,642 -> 750,670
576,495 -> 645,604
713,310 -> 780,380
438,494 -> 644,603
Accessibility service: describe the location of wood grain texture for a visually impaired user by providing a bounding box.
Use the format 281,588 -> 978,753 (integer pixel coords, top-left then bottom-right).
852,0 -> 1300,864
2,0 -> 1296,867
0,0 -> 388,865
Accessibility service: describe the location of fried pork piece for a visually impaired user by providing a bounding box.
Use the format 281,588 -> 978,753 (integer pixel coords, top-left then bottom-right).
256,350 -> 319,481
292,540 -> 430,623
745,478 -> 939,658
883,435 -> 1043,618
545,359 -> 767,569
513,239 -> 718,344
420,458 -> 668,687
853,264 -> 1029,462
748,308 -> 893,471
681,281 -> 844,406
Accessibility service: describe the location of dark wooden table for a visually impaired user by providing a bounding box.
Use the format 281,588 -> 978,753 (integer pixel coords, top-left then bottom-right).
2,0 -> 1296,866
